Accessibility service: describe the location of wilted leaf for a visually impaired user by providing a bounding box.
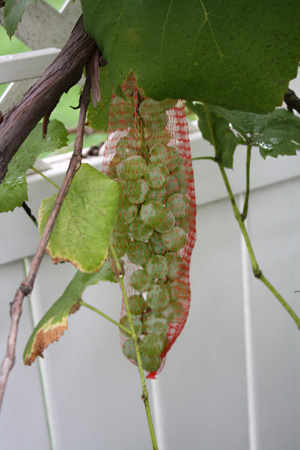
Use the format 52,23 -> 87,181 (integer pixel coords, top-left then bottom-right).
81,0 -> 300,113
189,103 -> 300,165
4,0 -> 37,38
38,164 -> 119,272
87,66 -> 114,132
0,120 -> 68,213
23,263 -> 116,366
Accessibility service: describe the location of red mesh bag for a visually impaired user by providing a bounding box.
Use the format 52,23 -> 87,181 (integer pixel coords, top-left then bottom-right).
102,74 -> 196,378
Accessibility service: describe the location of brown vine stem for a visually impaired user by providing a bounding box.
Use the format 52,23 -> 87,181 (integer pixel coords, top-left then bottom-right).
0,70 -> 92,412
203,103 -> 300,329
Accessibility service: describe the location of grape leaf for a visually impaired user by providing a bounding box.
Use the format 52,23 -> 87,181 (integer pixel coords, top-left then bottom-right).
0,120 -> 68,213
4,0 -> 37,38
87,66 -> 114,132
23,263 -> 117,366
38,164 -> 119,272
81,0 -> 300,113
190,102 -> 300,165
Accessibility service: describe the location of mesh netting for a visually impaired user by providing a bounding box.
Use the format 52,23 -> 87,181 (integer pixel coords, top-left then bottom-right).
102,74 -> 196,378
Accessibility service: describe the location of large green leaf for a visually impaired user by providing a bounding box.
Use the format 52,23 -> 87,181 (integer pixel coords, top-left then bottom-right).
0,120 -> 68,213
38,164 -> 119,272
23,263 -> 117,366
190,103 -> 300,165
4,0 -> 37,38
87,66 -> 114,132
81,0 -> 300,113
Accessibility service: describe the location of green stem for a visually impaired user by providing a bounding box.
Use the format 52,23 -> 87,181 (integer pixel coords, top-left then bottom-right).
241,145 -> 252,221
79,300 -> 132,336
192,156 -> 217,162
109,240 -> 159,450
203,104 -> 300,329
30,165 -> 60,190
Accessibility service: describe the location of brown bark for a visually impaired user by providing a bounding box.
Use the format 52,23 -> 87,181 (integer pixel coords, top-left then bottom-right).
0,15 -> 97,182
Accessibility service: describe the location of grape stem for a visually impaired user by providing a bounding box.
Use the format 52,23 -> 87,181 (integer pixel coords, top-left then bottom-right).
79,300 -> 132,335
109,240 -> 159,450
202,103 -> 300,329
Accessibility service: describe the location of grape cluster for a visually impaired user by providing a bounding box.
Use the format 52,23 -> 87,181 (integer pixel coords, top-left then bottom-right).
107,95 -> 192,373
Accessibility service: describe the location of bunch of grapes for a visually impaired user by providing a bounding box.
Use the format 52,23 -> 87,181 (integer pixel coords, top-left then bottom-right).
104,77 -> 196,377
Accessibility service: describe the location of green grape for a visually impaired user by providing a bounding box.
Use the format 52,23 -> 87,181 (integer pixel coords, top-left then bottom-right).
168,280 -> 190,302
176,215 -> 191,234
126,179 -> 149,204
121,155 -> 147,180
129,217 -> 153,242
140,353 -> 162,372
146,128 -> 171,148
149,231 -> 167,255
145,163 -> 169,189
113,219 -> 129,236
140,201 -> 166,228
107,154 -> 124,179
130,269 -> 153,291
166,193 -> 190,218
165,175 -> 180,197
166,146 -> 181,172
149,144 -> 173,167
109,233 -> 130,259
160,98 -> 178,110
162,226 -> 187,252
122,338 -> 137,360
146,284 -> 170,310
140,334 -> 168,357
174,165 -> 188,194
146,255 -> 168,279
118,202 -> 138,225
139,99 -> 168,131
165,253 -> 185,280
127,241 -> 150,266
116,136 -> 129,156
128,294 -> 147,315
145,185 -> 166,203
161,301 -> 185,322
154,209 -> 175,234
111,96 -> 135,125
119,315 -> 143,337
144,315 -> 168,336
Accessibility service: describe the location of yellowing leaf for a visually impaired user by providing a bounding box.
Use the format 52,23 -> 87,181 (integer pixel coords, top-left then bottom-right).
38,164 -> 119,272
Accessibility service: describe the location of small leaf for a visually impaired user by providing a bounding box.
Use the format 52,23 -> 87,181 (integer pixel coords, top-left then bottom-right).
4,0 -> 37,38
190,103 -> 300,165
38,164 -> 119,272
0,175 -> 27,213
0,120 -> 68,213
23,263 -> 116,366
87,66 -> 114,132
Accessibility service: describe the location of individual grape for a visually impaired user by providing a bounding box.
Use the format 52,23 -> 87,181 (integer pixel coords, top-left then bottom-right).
165,146 -> 181,172
140,201 -> 166,228
145,163 -> 169,189
162,226 -> 187,252
140,334 -> 168,357
109,233 -> 129,258
122,338 -> 136,360
127,294 -> 147,315
119,315 -> 143,337
154,209 -> 175,234
149,232 -> 167,255
174,165 -> 188,194
161,301 -> 185,322
107,154 -> 124,179
118,202 -> 138,225
130,269 -> 153,291
146,284 -> 170,310
168,280 -> 190,302
127,241 -> 150,266
149,144 -> 173,167
140,353 -> 162,372
176,215 -> 192,234
146,128 -> 171,148
165,253 -> 185,280
112,219 -> 129,236
129,217 -> 153,242
165,175 -> 180,197
146,255 -> 168,279
144,315 -> 168,336
126,179 -> 149,204
139,99 -> 168,131
145,185 -> 166,203
166,193 -> 190,218
160,98 -> 178,110
121,155 -> 147,180
116,136 -> 129,156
